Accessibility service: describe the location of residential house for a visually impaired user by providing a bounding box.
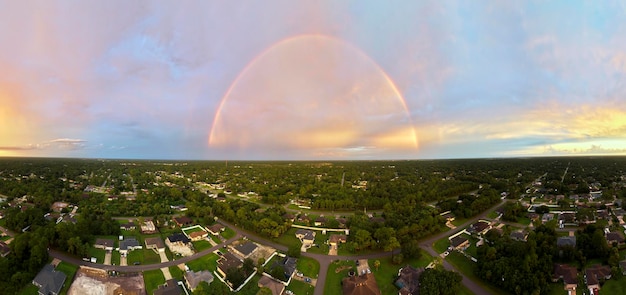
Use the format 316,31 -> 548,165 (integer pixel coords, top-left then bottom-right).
606,231 -> 625,246
597,210 -> 610,220
297,214 -> 310,224
559,213 -> 576,224
145,237 -> 166,252
585,265 -> 611,292
188,230 -> 209,241
120,221 -> 136,231
395,265 -> 423,295
470,221 -> 491,235
552,264 -> 578,292
153,279 -> 182,295
207,224 -> 225,235
119,237 -> 142,255
336,218 -> 347,228
173,216 -> 194,227
329,234 -> 347,249
440,211 -> 455,222
619,260 -> 626,275
557,236 -> 577,248
166,233 -> 193,256
258,275 -> 285,295
141,220 -> 158,234
271,256 -> 297,281
94,238 -> 114,251
216,252 -> 243,279
184,270 -> 214,291
542,213 -> 555,223
295,229 -> 316,248
282,213 -> 296,222
450,236 -> 469,250
233,241 -> 258,259
0,241 -> 10,257
342,273 -> 381,295
314,216 -> 327,227
369,216 -> 385,225
32,264 -> 67,295
510,231 -> 528,242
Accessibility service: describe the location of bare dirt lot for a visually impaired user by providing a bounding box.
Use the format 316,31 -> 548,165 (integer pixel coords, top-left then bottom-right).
68,266 -> 146,295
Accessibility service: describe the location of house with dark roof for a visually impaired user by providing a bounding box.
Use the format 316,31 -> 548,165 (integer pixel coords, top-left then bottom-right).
619,260 -> 626,275
510,231 -> 528,242
153,279 -> 182,295
173,216 -> 194,227
32,264 -> 67,295
552,264 -> 578,292
166,233 -> 193,256
295,229 -> 316,248
271,256 -> 297,281
119,237 -> 142,255
342,273 -> 381,295
585,265 -> 611,292
207,223 -> 225,235
184,270 -> 214,291
329,234 -> 347,248
450,236 -> 469,250
258,275 -> 285,295
145,237 -> 166,252
120,221 -> 136,231
470,221 -> 491,235
233,241 -> 258,259
314,216 -> 327,226
557,236 -> 577,248
94,238 -> 114,251
606,231 -> 625,246
395,265 -> 423,295
217,252 -> 243,279
0,241 -> 10,257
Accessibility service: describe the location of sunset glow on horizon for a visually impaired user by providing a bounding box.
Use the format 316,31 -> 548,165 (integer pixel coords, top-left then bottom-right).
1,1 -> 626,160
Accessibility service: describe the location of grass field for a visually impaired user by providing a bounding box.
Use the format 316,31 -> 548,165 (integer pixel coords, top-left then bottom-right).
452,218 -> 469,227
547,283 -> 567,295
324,260 -> 356,295
446,251 -> 507,295
297,256 -> 320,278
600,274 -> 626,294
187,253 -> 220,272
487,211 -> 499,219
127,249 -> 161,265
56,261 -> 79,295
111,251 -> 121,266
286,279 -> 314,295
307,232 -> 329,254
88,247 -> 105,263
17,284 -> 38,295
143,269 -> 166,294
369,252 -> 434,295
192,239 -> 213,252
169,266 -> 185,281
433,237 -> 451,253
273,228 -> 301,249
221,227 -> 236,239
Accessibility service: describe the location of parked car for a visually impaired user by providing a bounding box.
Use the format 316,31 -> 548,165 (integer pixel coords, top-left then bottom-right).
304,277 -> 311,283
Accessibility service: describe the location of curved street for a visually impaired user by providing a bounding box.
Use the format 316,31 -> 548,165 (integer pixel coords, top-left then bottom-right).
50,201 -> 508,295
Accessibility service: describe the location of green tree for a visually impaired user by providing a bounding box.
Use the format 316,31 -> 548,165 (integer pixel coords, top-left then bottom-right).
374,260 -> 380,271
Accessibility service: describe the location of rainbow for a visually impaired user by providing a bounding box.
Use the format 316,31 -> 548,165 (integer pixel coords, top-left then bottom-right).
208,34 -> 418,148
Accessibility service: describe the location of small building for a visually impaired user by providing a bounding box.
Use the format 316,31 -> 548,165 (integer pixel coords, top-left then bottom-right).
166,233 -> 193,256
94,238 -> 114,251
542,213 -> 555,223
342,273 -> 381,295
395,265 -> 423,295
470,221 -> 491,235
369,216 -> 385,225
329,234 -> 347,249
32,264 -> 67,295
145,237 -> 166,252
450,236 -> 469,250
314,216 -> 327,227
207,224 -> 225,235
119,237 -> 142,255
510,231 -> 528,242
141,220 -> 158,234
153,279 -> 182,295
184,270 -> 214,291
282,213 -> 296,222
120,221 -> 136,231
233,241 -> 258,259
258,275 -> 285,295
619,260 -> 626,275
173,216 -> 194,227
216,252 -> 243,279
271,256 -> 297,281
606,231 -> 625,246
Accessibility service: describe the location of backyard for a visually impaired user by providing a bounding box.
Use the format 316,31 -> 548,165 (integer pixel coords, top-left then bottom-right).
187,252 -> 220,272
126,249 -> 161,265
324,260 -> 357,295
296,256 -> 320,278
286,279 -> 314,295
143,269 -> 166,294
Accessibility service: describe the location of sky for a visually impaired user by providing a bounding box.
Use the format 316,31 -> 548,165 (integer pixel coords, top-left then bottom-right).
1,1 -> 626,160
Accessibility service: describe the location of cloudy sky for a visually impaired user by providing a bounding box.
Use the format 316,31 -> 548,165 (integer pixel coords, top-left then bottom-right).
1,1 -> 626,160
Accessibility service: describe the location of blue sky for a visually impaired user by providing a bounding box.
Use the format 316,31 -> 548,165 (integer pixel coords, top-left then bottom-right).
1,1 -> 625,160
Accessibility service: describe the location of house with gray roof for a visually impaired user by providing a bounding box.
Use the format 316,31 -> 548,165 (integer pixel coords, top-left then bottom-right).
233,241 -> 258,259
32,264 -> 67,295
184,270 -> 214,291
119,237 -> 142,255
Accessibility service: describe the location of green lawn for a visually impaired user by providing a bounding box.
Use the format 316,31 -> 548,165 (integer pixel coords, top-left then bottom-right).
517,217 -> 532,225
600,274 -> 626,294
88,247 -> 105,263
446,251 -> 507,295
143,269 -> 166,294
547,283 -> 567,295
55,262 -> 79,295
126,249 -> 161,265
286,279 -> 314,295
221,227 -> 236,239
17,284 -> 38,295
296,256 -> 320,278
368,252 -> 434,295
487,211 -> 499,219
433,237 -> 451,254
324,260 -> 356,295
273,228 -> 302,249
192,239 -> 213,252
1,235 -> 11,241
452,218 -> 468,227
169,266 -> 185,281
307,232 -> 329,254
111,251 -> 121,266
187,253 -> 220,272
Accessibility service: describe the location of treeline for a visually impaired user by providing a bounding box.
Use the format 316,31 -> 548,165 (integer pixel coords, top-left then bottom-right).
437,189 -> 501,219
